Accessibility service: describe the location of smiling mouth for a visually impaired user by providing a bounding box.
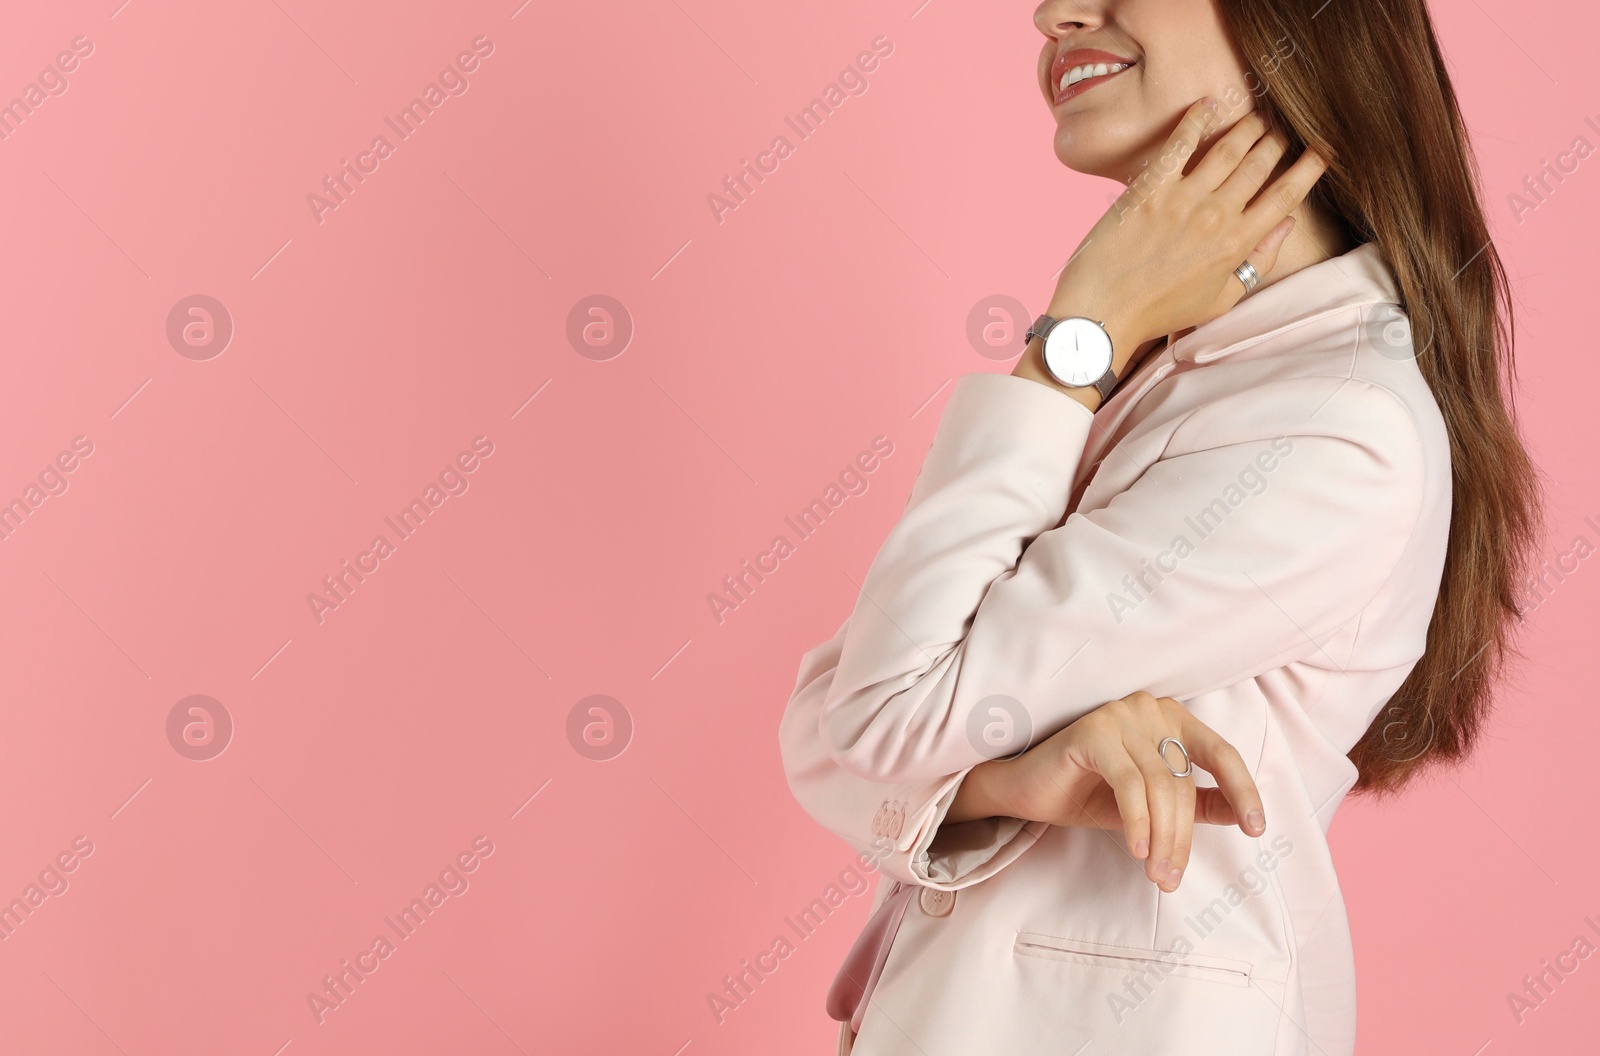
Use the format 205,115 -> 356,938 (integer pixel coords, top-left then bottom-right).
1050,52 -> 1137,105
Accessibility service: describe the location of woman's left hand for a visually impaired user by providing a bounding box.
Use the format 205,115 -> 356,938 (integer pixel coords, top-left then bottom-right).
961,690 -> 1266,893
1048,98 -> 1331,361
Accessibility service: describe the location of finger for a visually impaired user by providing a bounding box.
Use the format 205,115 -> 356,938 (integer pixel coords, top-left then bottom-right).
1215,127 -> 1289,210
1180,713 -> 1268,837
1194,786 -> 1242,826
1165,760 -> 1197,889
1099,751 -> 1152,860
1148,716 -> 1198,888
1185,110 -> 1270,193
1132,742 -> 1183,888
1148,98 -> 1220,190
1241,144 -> 1330,239
1225,215 -> 1295,301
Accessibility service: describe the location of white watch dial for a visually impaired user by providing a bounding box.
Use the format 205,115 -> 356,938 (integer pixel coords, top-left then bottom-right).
1041,317 -> 1114,388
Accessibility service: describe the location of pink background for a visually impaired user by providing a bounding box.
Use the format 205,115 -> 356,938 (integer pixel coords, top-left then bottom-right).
0,1 -> 1595,1053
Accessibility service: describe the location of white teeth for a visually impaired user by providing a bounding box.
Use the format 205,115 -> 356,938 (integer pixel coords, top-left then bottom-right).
1060,62 -> 1131,93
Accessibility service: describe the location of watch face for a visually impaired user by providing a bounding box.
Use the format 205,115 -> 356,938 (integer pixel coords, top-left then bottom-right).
1041,317 -> 1114,387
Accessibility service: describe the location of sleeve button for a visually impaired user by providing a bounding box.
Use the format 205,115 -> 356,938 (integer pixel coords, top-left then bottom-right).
919,887 -> 956,917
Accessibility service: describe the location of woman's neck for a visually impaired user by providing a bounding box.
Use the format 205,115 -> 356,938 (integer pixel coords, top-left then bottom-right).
1258,201 -> 1354,293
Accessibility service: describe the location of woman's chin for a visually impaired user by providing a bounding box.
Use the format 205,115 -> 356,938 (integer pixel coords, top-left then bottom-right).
1052,118 -> 1168,187
1052,139 -> 1135,185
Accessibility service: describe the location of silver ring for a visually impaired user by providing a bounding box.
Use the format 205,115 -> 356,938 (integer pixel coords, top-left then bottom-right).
1157,737 -> 1193,779
1233,260 -> 1260,296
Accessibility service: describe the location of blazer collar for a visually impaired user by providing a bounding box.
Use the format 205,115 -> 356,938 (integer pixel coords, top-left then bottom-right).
1168,241 -> 1401,364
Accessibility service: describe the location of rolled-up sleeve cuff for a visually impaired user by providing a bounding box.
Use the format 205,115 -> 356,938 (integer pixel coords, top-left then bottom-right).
874,769 -> 1048,891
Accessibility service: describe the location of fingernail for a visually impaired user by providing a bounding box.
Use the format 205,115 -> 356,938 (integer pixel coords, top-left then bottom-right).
1134,837 -> 1149,858
1155,858 -> 1170,877
1203,96 -> 1218,112
1247,809 -> 1266,832
1166,868 -> 1182,887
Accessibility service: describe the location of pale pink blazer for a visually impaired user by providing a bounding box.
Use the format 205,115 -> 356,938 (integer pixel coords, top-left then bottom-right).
778,241 -> 1451,1056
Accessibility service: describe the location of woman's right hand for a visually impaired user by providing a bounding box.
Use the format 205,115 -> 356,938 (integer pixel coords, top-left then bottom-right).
956,691 -> 1266,892
1045,98 -> 1327,372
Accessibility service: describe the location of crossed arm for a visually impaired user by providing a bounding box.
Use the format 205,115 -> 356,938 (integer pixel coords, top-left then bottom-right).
778,367 -> 1423,891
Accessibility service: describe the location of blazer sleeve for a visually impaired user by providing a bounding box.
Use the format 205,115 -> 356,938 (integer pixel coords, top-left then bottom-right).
778,612 -> 1057,891
819,366 -> 1433,787
780,371 -> 1420,889
809,369 -> 1426,788
778,371 -> 1101,891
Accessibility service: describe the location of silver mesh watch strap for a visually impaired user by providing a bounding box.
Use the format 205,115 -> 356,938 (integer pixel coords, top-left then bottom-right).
1092,361 -> 1120,401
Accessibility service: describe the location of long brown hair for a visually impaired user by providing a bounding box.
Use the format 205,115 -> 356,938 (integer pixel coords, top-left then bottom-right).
1215,0 -> 1545,797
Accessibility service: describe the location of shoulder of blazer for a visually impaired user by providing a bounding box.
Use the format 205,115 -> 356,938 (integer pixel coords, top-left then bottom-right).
1161,373 -> 1427,472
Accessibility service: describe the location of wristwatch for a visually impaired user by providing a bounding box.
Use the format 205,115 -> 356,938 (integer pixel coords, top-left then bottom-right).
1025,314 -> 1119,400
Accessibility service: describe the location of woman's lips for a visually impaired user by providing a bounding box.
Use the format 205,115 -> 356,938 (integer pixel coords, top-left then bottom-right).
1050,49 -> 1137,106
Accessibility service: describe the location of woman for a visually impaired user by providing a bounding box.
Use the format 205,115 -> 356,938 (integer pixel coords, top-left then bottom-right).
776,0 -> 1542,1054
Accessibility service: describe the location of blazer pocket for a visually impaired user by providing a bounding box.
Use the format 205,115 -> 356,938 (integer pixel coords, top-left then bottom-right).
1013,931 -> 1252,988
